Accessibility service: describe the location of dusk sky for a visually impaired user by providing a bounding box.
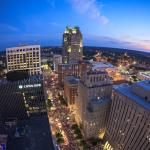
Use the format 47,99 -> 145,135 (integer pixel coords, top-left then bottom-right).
0,0 -> 150,52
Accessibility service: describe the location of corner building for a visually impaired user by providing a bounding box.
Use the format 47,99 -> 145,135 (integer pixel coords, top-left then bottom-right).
104,80 -> 150,150
75,67 -> 113,139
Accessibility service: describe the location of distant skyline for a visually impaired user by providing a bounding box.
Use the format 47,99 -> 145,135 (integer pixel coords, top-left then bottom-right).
0,0 -> 150,52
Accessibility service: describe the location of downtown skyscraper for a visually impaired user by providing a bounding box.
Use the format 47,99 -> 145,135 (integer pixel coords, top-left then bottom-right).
62,26 -> 83,63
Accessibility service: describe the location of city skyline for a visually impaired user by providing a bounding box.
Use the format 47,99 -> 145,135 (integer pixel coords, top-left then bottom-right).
0,0 -> 150,52
1,5 -> 150,148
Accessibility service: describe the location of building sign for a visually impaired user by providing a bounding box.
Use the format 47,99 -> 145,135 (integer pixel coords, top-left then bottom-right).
19,84 -> 41,89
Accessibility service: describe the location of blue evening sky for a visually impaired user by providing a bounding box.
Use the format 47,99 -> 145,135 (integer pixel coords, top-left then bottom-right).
0,0 -> 150,52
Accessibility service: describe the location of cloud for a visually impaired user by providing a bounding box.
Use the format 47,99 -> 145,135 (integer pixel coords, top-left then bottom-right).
68,0 -> 109,24
0,23 -> 19,32
84,34 -> 150,52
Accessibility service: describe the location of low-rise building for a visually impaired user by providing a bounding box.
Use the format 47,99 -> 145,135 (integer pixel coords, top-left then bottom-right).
138,71 -> 150,80
64,76 -> 78,110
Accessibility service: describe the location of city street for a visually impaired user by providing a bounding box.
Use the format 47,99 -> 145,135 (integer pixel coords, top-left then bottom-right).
43,68 -> 80,150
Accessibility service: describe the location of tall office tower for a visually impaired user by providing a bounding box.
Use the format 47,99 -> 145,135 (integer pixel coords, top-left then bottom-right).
62,26 -> 83,63
104,80 -> 150,150
6,45 -> 41,75
75,66 -> 113,139
0,71 -> 46,119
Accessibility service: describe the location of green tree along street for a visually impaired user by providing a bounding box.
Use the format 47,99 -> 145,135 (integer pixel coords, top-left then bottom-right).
83,144 -> 90,150
47,99 -> 53,110
71,124 -> 78,130
55,131 -> 64,145
56,138 -> 64,144
58,95 -> 68,106
56,132 -> 63,138
88,137 -> 99,146
75,133 -> 82,140
47,60 -> 54,70
71,124 -> 91,149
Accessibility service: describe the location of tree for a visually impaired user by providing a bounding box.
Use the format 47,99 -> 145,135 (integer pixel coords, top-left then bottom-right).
88,138 -> 99,146
57,138 -> 64,144
71,124 -> 78,130
56,132 -> 63,138
75,133 -> 82,139
83,144 -> 90,150
59,95 -> 68,106
47,99 -> 52,109
79,140 -> 85,146
74,128 -> 81,135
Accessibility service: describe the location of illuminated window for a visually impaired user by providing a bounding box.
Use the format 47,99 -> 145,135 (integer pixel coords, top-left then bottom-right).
64,37 -> 67,42
72,29 -> 76,34
68,47 -> 71,52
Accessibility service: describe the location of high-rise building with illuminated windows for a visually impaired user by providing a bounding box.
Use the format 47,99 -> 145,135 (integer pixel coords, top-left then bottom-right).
0,73 -> 46,119
103,80 -> 150,150
62,26 -> 83,63
75,63 -> 113,139
6,45 -> 41,75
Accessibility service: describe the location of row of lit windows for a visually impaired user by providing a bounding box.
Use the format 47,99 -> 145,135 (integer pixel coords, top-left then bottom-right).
8,59 -> 40,63
7,47 -> 39,53
8,54 -> 39,59
8,62 -> 40,65
8,64 -> 40,68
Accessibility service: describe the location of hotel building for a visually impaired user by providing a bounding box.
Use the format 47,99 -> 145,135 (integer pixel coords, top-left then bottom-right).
62,26 -> 83,63
104,80 -> 150,150
75,65 -> 113,139
6,45 -> 41,75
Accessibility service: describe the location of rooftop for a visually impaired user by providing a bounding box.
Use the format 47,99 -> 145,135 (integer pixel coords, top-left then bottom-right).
139,71 -> 150,78
7,116 -> 55,150
115,81 -> 150,111
134,80 -> 150,90
6,45 -> 40,50
65,76 -> 79,84
90,61 -> 114,71
0,75 -> 43,86
92,97 -> 111,105
87,98 -> 111,113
